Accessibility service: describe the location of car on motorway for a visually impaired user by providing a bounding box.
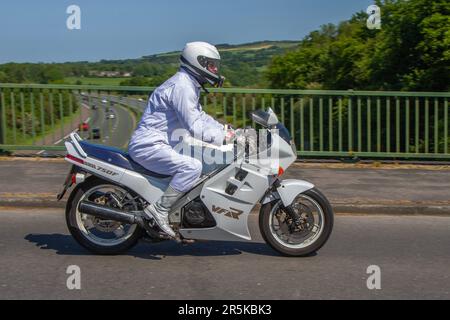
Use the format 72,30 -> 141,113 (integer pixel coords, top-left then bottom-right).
79,122 -> 90,132
106,113 -> 116,120
91,128 -> 101,140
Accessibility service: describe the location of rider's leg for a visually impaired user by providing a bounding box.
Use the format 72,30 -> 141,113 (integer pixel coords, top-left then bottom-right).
143,186 -> 183,238
129,143 -> 202,237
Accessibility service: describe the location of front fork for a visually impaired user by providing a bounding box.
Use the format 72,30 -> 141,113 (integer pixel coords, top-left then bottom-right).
269,180 -> 303,226
261,178 -> 315,223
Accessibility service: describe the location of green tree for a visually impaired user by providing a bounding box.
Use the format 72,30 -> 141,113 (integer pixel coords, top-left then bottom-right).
0,71 -> 8,82
267,0 -> 450,91
40,65 -> 65,83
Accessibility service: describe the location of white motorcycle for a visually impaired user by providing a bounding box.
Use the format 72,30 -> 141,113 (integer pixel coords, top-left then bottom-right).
58,109 -> 334,257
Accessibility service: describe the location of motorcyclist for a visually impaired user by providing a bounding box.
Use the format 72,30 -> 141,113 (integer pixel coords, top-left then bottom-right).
128,42 -> 234,238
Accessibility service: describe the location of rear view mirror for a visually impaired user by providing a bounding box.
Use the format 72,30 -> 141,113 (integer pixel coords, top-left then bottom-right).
251,108 -> 279,127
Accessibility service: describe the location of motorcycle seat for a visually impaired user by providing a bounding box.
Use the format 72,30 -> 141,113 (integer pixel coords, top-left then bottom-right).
79,141 -> 172,179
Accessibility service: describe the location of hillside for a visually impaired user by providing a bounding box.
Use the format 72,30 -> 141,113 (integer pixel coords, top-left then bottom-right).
0,41 -> 299,88
134,41 -> 299,87
148,41 -> 298,58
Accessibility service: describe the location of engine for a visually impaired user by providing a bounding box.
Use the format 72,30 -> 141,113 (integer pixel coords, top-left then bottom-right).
182,198 -> 216,229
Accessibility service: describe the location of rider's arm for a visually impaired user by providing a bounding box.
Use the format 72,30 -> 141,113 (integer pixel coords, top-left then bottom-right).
199,105 -> 225,133
171,85 -> 225,146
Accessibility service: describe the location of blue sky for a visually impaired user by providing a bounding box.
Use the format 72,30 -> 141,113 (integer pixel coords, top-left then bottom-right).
0,0 -> 372,63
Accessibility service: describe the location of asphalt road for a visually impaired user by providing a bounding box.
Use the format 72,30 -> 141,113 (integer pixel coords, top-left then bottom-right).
0,208 -> 448,300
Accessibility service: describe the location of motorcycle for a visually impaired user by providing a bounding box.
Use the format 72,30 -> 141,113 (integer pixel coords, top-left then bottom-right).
58,108 -> 334,257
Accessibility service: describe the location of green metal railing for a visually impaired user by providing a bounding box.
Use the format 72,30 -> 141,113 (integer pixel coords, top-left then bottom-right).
0,83 -> 449,160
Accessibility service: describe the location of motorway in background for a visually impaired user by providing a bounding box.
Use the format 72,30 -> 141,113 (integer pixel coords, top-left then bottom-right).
99,94 -> 148,113
79,94 -> 137,149
31,93 -> 139,157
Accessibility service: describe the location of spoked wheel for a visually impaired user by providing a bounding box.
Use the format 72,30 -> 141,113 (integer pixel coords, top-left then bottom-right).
260,188 -> 334,257
66,177 -> 144,255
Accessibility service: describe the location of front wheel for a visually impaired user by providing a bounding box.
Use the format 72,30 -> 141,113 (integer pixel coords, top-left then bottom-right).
259,188 -> 334,257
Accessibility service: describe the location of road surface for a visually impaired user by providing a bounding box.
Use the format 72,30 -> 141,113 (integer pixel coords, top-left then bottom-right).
0,208 -> 448,300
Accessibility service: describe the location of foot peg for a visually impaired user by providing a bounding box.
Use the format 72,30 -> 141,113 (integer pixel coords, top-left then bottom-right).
134,211 -> 176,240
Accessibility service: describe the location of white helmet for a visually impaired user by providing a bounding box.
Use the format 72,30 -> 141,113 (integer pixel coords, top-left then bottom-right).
180,42 -> 225,87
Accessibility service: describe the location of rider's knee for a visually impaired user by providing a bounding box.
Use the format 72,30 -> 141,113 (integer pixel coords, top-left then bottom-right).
188,158 -> 203,178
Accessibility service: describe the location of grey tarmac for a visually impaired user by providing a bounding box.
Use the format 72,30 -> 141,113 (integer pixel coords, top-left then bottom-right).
0,208 -> 448,300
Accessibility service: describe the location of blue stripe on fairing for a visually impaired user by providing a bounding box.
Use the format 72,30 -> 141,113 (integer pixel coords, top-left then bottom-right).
79,141 -> 171,179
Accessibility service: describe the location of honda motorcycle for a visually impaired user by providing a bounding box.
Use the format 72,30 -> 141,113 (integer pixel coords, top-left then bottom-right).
58,108 -> 334,257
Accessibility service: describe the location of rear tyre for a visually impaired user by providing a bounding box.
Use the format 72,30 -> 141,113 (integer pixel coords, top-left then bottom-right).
66,177 -> 144,255
260,188 -> 334,257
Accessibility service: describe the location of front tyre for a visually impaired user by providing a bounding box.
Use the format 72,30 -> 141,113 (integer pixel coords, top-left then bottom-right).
260,188 -> 334,257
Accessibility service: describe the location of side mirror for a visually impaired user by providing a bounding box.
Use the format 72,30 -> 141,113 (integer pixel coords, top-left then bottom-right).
266,108 -> 279,126
251,108 -> 279,127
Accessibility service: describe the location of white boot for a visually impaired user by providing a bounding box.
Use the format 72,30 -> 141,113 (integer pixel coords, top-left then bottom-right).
143,186 -> 183,238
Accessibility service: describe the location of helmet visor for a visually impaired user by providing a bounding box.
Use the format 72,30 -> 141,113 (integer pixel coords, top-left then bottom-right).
198,56 -> 221,75
207,61 -> 219,74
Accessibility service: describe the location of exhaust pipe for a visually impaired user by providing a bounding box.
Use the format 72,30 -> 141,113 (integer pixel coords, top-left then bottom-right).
78,201 -> 142,225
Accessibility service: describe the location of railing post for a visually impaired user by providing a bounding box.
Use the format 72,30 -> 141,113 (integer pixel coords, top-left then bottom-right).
396,97 -> 400,153
10,90 -> 17,145
40,90 -> 45,142
445,100 -> 448,154
357,97 -> 362,152
231,95 -> 236,128
386,97 -> 390,153
405,98 -> 410,153
20,91 -> 25,140
367,97 -> 372,153
223,93 -> 227,123
425,98 -> 429,153
348,97 -> 353,152
242,95 -> 247,127
299,98 -> 305,151
434,98 -> 438,154
310,98 -> 314,151
329,97 -> 333,152
30,89 -> 36,145
251,95 -> 256,127
319,98 -> 324,151
338,97 -> 342,152
0,88 -> 6,146
290,97 -> 295,144
377,97 -> 381,153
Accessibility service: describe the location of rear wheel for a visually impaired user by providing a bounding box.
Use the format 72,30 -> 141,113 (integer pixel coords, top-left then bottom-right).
260,188 -> 334,257
66,177 -> 144,255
